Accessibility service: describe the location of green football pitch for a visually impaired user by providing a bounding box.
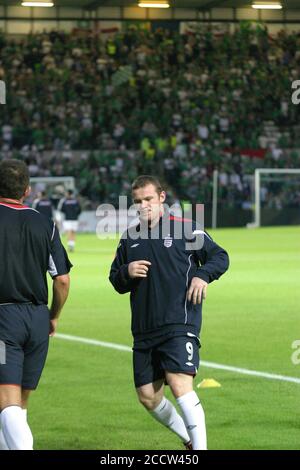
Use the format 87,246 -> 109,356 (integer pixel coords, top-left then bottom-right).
29,226 -> 300,450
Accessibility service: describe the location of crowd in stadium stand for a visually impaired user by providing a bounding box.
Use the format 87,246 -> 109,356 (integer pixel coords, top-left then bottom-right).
0,24 -> 300,209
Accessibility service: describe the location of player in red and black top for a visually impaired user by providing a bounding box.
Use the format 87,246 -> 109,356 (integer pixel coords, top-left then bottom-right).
110,176 -> 229,450
0,160 -> 72,450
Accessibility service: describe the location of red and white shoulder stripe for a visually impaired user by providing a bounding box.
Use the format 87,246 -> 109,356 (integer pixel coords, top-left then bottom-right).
0,202 -> 38,212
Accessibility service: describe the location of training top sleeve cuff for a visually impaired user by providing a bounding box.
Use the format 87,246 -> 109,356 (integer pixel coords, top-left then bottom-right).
195,270 -> 210,284
119,264 -> 131,284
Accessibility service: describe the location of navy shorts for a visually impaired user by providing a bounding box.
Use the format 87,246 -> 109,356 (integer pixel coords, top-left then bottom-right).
133,334 -> 200,388
0,303 -> 50,390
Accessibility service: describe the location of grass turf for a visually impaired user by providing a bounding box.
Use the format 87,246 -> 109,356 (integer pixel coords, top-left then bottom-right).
29,226 -> 300,449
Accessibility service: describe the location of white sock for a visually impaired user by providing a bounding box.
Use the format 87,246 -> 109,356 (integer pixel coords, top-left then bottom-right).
150,397 -> 190,444
68,240 -> 75,248
176,391 -> 207,450
0,406 -> 33,450
0,409 -> 29,450
22,409 -> 33,449
0,427 -> 9,450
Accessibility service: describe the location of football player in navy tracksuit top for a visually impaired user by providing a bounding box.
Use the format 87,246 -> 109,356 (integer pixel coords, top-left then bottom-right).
32,191 -> 54,220
0,160 -> 72,450
110,175 -> 229,450
58,190 -> 81,253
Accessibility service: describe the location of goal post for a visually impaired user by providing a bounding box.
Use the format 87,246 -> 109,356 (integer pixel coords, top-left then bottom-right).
253,168 -> 300,227
30,176 -> 75,190
28,176 -> 77,231
29,176 -> 75,203
212,169 -> 218,229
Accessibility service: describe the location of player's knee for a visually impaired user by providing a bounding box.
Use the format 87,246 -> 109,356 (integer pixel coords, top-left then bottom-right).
137,393 -> 160,411
21,389 -> 31,409
169,384 -> 186,398
0,385 -> 22,411
167,377 -> 193,399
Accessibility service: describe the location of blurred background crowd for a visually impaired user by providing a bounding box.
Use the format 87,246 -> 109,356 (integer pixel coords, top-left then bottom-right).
0,25 -> 300,211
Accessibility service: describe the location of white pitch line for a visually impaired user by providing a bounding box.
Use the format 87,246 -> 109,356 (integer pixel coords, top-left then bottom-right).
55,333 -> 300,385
200,361 -> 300,385
56,333 -> 132,352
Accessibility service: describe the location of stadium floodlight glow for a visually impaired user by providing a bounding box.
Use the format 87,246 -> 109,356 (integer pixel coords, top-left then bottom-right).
21,2 -> 54,7
252,2 -> 282,9
138,1 -> 170,8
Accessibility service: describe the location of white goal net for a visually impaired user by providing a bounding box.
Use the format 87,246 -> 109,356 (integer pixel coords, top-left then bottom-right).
251,169 -> 300,227
28,176 -> 75,208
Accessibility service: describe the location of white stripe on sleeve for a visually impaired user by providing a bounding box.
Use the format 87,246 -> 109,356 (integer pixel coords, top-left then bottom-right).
48,254 -> 58,277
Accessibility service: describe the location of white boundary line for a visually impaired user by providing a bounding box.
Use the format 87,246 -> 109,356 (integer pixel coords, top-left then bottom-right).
55,333 -> 300,385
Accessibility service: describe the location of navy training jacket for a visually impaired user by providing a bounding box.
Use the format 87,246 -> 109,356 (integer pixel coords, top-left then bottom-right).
109,212 -> 229,342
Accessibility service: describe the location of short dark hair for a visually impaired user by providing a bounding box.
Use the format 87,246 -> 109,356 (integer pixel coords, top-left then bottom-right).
131,175 -> 163,195
0,159 -> 30,199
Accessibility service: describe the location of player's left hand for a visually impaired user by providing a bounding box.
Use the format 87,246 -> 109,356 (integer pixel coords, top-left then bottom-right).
187,277 -> 208,305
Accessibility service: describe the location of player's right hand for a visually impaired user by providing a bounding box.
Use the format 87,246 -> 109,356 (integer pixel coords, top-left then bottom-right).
128,260 -> 151,278
49,318 -> 58,337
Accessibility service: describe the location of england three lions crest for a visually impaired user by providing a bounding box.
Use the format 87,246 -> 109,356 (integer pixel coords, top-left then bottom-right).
164,235 -> 173,248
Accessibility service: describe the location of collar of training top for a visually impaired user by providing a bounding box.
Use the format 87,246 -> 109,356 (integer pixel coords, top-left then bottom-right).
0,198 -> 27,208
